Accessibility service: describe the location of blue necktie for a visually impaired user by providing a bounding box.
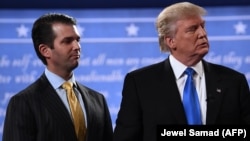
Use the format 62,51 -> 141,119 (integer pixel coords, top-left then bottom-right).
183,68 -> 202,125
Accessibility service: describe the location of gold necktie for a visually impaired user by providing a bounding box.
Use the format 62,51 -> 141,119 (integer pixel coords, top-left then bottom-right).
62,81 -> 86,141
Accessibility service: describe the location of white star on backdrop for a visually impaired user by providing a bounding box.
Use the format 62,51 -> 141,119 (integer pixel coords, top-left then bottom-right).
234,21 -> 247,35
126,23 -> 139,36
16,24 -> 29,37
77,25 -> 85,37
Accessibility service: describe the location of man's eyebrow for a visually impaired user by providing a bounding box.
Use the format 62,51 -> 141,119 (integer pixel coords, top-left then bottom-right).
63,36 -> 75,40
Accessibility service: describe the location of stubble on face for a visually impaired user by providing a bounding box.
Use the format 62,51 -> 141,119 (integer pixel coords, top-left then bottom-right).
48,23 -> 81,77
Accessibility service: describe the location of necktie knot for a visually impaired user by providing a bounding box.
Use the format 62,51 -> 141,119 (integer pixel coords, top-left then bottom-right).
184,67 -> 195,76
62,81 -> 73,91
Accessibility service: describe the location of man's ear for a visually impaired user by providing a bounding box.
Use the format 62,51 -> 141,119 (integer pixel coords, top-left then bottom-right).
39,44 -> 50,57
165,37 -> 176,50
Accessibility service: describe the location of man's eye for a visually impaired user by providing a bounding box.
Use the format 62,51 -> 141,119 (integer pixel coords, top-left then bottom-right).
187,27 -> 196,32
64,39 -> 72,44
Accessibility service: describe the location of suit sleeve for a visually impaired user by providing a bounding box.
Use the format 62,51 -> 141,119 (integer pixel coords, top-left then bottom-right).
102,96 -> 114,141
239,74 -> 250,124
2,95 -> 36,141
113,73 -> 143,141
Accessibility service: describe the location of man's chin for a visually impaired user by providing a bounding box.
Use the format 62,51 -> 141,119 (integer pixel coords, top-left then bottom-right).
200,48 -> 209,56
71,62 -> 79,70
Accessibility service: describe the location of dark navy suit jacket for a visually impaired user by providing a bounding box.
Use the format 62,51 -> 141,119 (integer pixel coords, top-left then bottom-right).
3,73 -> 113,141
114,57 -> 250,141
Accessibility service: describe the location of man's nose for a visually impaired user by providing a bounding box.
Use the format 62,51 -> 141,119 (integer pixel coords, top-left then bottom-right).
198,26 -> 207,38
73,41 -> 81,50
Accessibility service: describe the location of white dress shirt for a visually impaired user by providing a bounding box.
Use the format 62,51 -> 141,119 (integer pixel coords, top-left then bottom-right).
169,55 -> 207,125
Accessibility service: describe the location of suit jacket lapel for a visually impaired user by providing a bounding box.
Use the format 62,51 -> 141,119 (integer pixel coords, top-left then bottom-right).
75,83 -> 92,134
37,73 -> 77,138
163,58 -> 187,124
203,61 -> 224,124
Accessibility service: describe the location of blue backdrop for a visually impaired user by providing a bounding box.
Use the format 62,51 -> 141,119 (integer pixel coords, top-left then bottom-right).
0,6 -> 250,138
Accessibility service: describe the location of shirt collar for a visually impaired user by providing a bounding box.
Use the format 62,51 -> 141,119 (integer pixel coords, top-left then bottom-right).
45,68 -> 76,89
169,55 -> 203,79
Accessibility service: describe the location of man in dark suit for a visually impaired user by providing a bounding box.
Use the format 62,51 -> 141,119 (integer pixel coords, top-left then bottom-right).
113,2 -> 250,141
2,13 -> 113,141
